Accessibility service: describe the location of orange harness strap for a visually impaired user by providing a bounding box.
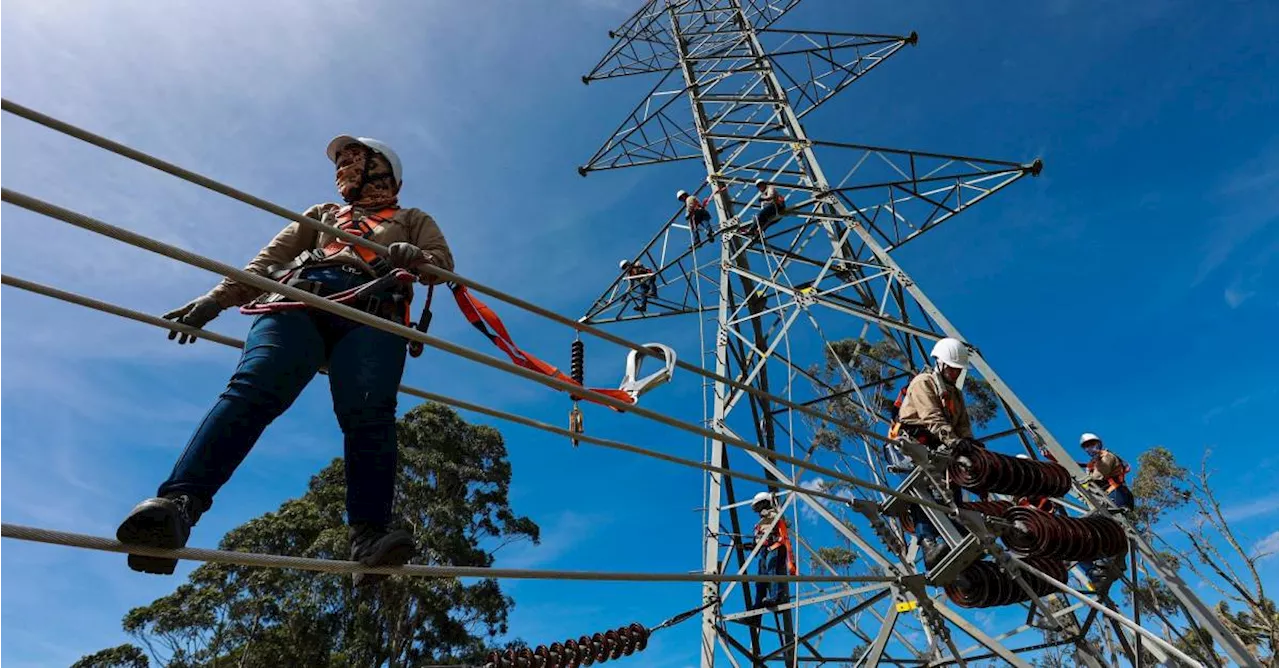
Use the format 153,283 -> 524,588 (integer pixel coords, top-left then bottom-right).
322,206 -> 399,264
774,518 -> 797,575
1087,455 -> 1131,493
451,285 -> 636,410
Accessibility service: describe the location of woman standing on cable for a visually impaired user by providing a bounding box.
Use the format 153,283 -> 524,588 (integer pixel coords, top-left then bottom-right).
116,135 -> 454,587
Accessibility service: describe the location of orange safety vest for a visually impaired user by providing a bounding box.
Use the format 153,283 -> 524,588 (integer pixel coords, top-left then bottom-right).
322,206 -> 399,265
757,515 -> 797,575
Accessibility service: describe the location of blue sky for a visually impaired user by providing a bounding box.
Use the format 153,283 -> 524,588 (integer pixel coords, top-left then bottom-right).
2,0 -> 1277,666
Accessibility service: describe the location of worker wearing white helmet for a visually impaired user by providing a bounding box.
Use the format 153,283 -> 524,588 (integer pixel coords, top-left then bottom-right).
893,337 -> 975,451
676,186 -> 723,244
749,491 -> 795,609
1078,431 -> 1134,584
886,336 -> 978,568
122,133 -> 456,588
744,178 -> 786,234
619,259 -> 657,313
1078,432 -> 1133,510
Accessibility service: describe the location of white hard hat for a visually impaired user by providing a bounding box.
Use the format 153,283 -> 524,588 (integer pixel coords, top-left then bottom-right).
325,135 -> 403,186
751,491 -> 774,509
676,190 -> 689,200
619,260 -> 629,269
754,178 -> 767,187
1080,432 -> 1102,448
930,337 -> 969,369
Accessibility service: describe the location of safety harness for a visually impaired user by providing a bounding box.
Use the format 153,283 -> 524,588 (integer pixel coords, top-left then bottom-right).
887,373 -> 959,447
755,512 -> 797,576
243,213 -> 677,412
242,205 -> 434,356
1087,450 -> 1131,493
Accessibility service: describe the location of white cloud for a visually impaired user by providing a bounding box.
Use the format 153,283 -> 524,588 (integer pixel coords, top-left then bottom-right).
1221,497 -> 1279,524
1252,531 -> 1279,560
1223,283 -> 1256,308
1190,152 -> 1279,287
492,510 -> 609,570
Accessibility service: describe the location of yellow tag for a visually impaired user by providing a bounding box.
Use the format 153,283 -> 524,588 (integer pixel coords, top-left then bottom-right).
895,600 -> 918,613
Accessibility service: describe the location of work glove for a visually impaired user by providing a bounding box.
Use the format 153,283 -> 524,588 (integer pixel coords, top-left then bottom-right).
162,296 -> 223,345
387,242 -> 427,269
387,242 -> 439,284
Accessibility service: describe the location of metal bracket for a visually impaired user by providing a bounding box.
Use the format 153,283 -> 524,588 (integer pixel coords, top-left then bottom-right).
925,534 -> 983,586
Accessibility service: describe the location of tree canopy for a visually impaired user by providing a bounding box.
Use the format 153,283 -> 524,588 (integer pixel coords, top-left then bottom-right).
80,402 -> 539,668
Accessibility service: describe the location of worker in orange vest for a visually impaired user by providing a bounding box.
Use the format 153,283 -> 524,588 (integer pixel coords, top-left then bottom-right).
116,135 -> 453,587
1079,432 -> 1134,511
1078,432 -> 1134,585
749,492 -> 797,609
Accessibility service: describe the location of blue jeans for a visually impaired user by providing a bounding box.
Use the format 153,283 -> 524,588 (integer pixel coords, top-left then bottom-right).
1108,486 -> 1135,510
755,202 -> 780,229
159,267 -> 408,527
757,547 -> 790,605
690,209 -> 712,241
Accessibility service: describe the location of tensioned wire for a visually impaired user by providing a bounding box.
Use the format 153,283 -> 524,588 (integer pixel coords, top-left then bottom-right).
0,273 -> 893,511
0,192 -> 952,514
0,523 -> 898,585
0,98 -> 923,458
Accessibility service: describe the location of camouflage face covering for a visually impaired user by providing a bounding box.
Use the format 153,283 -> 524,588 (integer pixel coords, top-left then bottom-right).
334,143 -> 399,208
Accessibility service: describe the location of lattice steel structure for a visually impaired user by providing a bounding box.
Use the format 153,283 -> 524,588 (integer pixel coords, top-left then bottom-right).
579,1 -> 1259,666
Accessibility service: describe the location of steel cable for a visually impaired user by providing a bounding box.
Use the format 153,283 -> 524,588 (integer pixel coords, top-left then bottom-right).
0,523 -> 893,584
0,189 -> 952,511
0,273 -> 884,511
0,98 -> 917,453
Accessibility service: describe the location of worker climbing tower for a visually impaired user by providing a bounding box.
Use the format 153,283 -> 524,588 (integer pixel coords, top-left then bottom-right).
578,1 -> 1259,666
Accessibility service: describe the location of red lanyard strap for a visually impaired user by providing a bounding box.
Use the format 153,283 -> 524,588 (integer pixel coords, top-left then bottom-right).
450,285 -> 635,410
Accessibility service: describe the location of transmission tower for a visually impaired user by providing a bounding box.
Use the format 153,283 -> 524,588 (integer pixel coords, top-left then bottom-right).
578,1 -> 1258,667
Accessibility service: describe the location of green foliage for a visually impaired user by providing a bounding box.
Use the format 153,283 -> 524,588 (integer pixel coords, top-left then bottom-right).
811,546 -> 859,570
72,644 -> 150,668
1123,550 -> 1185,618
89,403 -> 538,668
1130,446 -> 1192,530
811,338 -> 1000,452
810,337 -> 909,441
963,378 -> 998,429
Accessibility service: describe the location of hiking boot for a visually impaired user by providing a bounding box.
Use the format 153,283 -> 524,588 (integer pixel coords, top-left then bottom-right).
922,538 -> 951,571
116,493 -> 205,575
349,523 -> 416,588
